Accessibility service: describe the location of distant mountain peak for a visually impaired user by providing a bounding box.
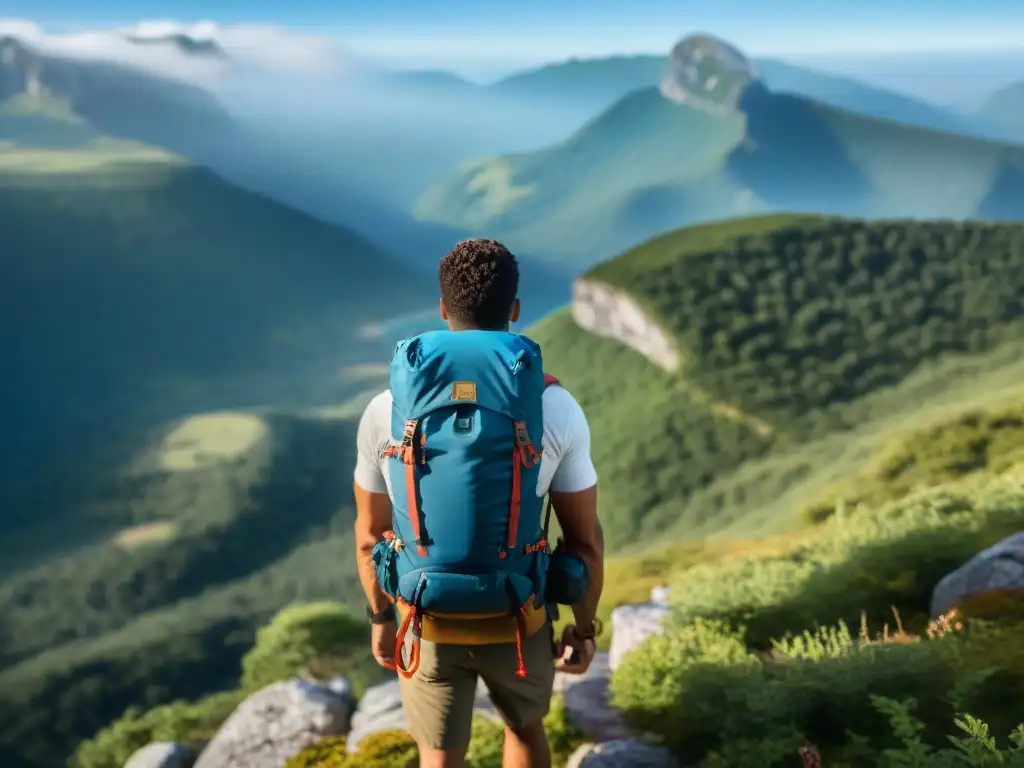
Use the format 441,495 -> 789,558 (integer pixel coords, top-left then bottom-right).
659,33 -> 759,114
0,35 -> 45,99
123,32 -> 227,59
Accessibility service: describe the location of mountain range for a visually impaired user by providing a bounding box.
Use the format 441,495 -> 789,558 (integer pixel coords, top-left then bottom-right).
414,35 -> 1024,271
487,49 -> 981,138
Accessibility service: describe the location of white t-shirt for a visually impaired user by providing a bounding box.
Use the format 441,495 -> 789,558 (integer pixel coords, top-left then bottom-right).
353,385 -> 598,499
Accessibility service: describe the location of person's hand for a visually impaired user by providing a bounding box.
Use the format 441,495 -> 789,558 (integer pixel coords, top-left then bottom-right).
371,620 -> 398,671
555,624 -> 595,675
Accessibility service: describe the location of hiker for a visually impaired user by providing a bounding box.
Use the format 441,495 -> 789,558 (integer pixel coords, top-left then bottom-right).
353,238 -> 604,768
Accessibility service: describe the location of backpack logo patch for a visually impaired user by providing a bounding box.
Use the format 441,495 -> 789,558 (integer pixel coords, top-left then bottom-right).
451,381 -> 477,400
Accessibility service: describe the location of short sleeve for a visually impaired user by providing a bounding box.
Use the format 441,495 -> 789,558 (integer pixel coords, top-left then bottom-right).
543,386 -> 598,494
353,392 -> 390,494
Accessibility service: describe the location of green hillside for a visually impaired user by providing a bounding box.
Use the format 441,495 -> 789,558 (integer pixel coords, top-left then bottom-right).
528,215 -> 1024,549
0,101 -> 435,767
0,407 -> 385,768
0,99 -> 433,526
414,85 -> 1024,271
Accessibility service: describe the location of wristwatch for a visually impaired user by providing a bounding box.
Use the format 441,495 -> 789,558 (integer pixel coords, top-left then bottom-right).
366,605 -> 396,625
572,618 -> 603,643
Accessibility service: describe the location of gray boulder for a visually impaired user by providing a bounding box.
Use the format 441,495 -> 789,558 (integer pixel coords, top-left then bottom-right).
192,679 -> 353,768
931,530 -> 1024,617
123,742 -> 194,768
567,739 -> 680,767
609,603 -> 671,671
553,652 -> 629,742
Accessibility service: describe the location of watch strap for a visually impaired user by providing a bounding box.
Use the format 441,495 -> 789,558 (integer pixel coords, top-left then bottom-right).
572,617 -> 603,642
366,605 -> 396,625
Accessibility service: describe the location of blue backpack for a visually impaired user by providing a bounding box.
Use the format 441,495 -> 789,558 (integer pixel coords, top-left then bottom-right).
371,329 -> 552,678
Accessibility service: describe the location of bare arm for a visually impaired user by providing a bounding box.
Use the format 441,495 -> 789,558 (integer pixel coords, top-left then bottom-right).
551,484 -> 604,630
354,482 -> 393,614
352,393 -> 394,614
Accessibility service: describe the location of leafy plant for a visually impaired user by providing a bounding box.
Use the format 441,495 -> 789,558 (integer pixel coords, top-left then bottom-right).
241,602 -> 370,693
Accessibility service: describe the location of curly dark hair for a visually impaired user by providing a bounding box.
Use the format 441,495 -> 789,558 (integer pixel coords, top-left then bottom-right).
438,239 -> 520,329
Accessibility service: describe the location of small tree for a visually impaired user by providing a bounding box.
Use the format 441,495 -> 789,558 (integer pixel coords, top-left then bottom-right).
241,602 -> 367,691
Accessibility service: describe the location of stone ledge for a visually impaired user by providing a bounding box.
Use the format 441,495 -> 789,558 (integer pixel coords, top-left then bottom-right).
571,278 -> 680,373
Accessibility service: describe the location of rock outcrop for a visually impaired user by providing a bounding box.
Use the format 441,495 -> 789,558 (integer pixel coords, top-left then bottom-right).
610,602 -> 672,671
123,742 -> 194,768
191,679 -> 354,768
568,739 -> 680,767
931,530 -> 1024,617
659,33 -> 759,115
571,279 -> 680,372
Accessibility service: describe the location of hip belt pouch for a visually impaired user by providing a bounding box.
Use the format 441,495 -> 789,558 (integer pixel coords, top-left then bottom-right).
545,538 -> 588,605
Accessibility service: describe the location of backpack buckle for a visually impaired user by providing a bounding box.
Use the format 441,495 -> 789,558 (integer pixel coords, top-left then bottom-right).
400,419 -> 418,448
514,422 -> 530,446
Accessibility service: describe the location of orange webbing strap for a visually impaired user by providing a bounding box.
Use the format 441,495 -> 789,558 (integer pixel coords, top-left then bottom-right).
513,607 -> 528,677
394,605 -> 422,679
504,422 -> 541,557
386,419 -> 428,557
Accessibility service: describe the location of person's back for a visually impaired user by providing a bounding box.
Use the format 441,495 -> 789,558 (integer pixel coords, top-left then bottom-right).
353,239 -> 604,768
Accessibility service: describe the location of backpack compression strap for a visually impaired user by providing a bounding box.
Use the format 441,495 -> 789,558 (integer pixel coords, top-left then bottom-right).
383,419 -> 428,557
502,374 -> 559,558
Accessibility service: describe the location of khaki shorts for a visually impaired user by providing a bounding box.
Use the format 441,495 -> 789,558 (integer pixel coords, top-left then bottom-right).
398,623 -> 557,751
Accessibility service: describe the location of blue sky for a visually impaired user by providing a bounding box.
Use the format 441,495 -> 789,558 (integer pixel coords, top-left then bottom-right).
9,0 -> 1023,96
21,0 -> 1024,58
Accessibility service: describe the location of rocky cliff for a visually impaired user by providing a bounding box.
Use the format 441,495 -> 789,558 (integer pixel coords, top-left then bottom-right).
571,278 -> 680,372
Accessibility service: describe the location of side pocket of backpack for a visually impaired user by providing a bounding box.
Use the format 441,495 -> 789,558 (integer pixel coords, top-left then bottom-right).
371,534 -> 400,600
531,546 -> 551,609
545,541 -> 589,606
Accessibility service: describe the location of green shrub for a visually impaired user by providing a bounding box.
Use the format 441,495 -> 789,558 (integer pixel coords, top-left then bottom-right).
284,735 -> 349,767
346,730 -> 418,767
666,477 -> 1024,647
241,602 -> 369,693
614,583 -> 1024,764
70,689 -> 244,768
612,618 -> 989,764
286,730 -> 418,767
788,698 -> 1024,768
611,478 -> 1024,765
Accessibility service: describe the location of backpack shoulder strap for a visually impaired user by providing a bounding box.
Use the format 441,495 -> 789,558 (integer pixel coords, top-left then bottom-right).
542,373 -> 560,536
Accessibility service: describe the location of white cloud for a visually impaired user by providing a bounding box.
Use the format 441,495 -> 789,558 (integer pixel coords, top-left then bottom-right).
0,18 -> 352,85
